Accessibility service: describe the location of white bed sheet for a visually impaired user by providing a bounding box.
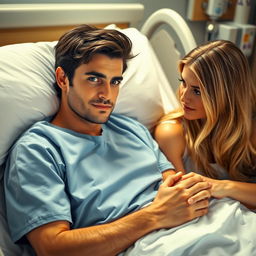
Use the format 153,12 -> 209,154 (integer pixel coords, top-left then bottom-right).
120,198 -> 256,256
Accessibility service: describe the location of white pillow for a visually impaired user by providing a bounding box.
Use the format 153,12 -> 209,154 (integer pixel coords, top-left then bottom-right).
112,27 -> 174,129
0,27 -> 176,168
0,41 -> 59,168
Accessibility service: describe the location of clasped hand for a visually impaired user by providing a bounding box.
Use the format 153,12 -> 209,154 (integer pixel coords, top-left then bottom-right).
149,172 -> 211,229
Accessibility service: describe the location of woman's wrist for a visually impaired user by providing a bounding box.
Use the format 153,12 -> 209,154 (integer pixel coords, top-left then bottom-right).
220,179 -> 234,198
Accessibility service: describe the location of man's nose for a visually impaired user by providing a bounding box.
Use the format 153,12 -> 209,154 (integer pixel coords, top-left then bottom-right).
98,82 -> 111,100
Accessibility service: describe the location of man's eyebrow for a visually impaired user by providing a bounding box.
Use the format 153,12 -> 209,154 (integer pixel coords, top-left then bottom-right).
85,71 -> 106,78
114,76 -> 123,81
85,71 -> 123,80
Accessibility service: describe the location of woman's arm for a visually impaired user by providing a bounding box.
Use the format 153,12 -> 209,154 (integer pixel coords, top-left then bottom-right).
202,177 -> 256,209
205,121 -> 256,208
154,120 -> 186,173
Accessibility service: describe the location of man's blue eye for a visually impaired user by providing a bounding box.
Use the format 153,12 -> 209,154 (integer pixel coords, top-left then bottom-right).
112,80 -> 121,86
88,77 -> 99,82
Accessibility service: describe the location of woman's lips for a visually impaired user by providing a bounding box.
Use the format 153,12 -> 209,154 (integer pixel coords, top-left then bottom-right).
183,104 -> 195,111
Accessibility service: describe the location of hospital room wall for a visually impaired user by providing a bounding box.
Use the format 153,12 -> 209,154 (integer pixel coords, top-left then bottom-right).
2,0 -> 256,45
0,0 -> 206,45
1,0 -> 256,80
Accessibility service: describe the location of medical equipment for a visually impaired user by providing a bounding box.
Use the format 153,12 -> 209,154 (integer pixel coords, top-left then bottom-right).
204,0 -> 256,57
204,0 -> 229,41
205,0 -> 229,20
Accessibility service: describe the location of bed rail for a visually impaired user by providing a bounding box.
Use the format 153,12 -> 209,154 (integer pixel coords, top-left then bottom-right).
141,8 -> 197,54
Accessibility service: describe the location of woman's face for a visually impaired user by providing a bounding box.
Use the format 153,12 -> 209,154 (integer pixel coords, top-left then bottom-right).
179,65 -> 206,120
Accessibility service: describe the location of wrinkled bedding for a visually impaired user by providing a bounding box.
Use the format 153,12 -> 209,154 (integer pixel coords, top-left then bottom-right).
120,198 -> 256,256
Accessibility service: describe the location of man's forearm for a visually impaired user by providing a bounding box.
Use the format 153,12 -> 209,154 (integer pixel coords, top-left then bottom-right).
27,206 -> 158,256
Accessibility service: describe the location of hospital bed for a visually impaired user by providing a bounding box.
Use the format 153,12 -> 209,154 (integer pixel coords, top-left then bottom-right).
0,4 -> 255,256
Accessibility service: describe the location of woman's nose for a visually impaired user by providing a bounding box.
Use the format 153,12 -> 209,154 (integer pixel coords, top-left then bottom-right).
180,87 -> 189,102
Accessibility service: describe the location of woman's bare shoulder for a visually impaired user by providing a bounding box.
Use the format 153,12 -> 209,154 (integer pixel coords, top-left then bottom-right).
154,117 -> 186,171
154,118 -> 184,140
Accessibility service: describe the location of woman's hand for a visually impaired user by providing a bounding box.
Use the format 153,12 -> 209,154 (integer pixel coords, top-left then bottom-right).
181,173 -> 256,208
200,176 -> 229,199
182,173 -> 228,199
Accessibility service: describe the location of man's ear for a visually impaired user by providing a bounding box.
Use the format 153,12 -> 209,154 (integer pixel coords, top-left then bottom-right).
55,67 -> 69,92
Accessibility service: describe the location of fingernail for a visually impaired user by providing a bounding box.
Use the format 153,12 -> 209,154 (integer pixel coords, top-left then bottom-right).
188,198 -> 193,204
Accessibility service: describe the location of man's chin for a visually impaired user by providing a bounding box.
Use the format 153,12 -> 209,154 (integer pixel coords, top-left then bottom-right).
86,113 -> 112,124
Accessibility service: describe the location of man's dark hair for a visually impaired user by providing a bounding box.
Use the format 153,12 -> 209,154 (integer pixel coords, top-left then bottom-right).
54,24 -> 133,98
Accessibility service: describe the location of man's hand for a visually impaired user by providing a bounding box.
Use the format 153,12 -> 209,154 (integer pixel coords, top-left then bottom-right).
147,172 -> 211,229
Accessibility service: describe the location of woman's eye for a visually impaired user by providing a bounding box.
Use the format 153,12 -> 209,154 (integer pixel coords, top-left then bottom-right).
194,88 -> 201,96
178,78 -> 186,87
178,78 -> 184,83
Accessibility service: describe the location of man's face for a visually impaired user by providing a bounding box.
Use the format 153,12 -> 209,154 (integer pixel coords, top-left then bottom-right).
66,54 -> 123,124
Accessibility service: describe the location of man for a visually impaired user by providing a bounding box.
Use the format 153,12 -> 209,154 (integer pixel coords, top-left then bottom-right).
4,25 -> 211,256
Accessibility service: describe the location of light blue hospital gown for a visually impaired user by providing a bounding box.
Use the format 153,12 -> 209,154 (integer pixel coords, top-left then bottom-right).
4,114 -> 173,243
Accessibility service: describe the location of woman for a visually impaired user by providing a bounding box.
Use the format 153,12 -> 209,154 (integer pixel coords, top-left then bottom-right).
154,40 -> 256,208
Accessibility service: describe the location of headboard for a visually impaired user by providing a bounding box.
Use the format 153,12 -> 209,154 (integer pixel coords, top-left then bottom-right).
0,3 -> 144,46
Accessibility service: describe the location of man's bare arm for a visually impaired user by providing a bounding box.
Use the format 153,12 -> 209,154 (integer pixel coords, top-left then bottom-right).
27,172 -> 211,256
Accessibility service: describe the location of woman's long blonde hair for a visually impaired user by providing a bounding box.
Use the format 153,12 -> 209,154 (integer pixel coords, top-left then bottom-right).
163,40 -> 256,181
